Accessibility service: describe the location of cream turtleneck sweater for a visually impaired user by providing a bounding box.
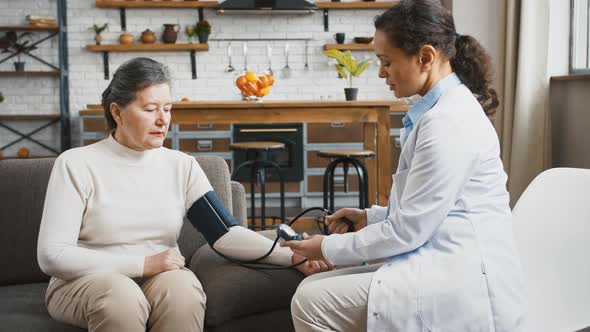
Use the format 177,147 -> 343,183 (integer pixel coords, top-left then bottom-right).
37,134 -> 292,281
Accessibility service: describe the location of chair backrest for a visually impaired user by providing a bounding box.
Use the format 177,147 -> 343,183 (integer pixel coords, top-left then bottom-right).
512,168 -> 590,332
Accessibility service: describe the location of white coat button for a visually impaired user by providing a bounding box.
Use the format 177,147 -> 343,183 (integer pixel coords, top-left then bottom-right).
377,280 -> 382,285
373,312 -> 379,318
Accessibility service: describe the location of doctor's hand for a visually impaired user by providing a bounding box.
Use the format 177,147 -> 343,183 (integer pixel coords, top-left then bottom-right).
291,252 -> 334,276
281,233 -> 326,261
325,208 -> 367,233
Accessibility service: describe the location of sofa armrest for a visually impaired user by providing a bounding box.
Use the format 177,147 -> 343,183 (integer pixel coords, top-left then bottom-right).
231,181 -> 248,228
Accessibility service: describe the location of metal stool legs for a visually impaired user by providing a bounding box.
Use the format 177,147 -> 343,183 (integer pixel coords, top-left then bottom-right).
232,154 -> 286,230
322,157 -> 370,212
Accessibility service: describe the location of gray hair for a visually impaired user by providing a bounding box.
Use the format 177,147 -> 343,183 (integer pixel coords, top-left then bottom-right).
101,57 -> 171,130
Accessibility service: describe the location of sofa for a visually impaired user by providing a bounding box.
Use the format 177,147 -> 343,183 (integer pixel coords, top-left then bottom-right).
0,156 -> 304,332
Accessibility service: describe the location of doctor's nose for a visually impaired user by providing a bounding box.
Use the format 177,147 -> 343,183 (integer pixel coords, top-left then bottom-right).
378,65 -> 387,79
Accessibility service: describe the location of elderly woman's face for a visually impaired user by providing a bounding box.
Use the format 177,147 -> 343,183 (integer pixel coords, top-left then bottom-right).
112,83 -> 172,151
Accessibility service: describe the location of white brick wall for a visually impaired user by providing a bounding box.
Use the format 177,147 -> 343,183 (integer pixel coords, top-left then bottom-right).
0,0 -> 395,157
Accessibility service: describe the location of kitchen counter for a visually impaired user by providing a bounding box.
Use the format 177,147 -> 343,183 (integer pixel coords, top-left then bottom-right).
82,100 -> 409,205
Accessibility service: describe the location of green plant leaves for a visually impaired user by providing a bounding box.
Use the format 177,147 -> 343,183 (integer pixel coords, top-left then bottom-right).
323,49 -> 372,80
335,64 -> 348,78
353,59 -> 371,77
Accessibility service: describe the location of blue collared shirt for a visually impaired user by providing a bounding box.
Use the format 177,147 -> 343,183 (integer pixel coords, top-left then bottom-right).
402,72 -> 462,143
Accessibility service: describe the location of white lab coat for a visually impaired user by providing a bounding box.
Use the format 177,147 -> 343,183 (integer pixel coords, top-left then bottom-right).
321,84 -> 526,331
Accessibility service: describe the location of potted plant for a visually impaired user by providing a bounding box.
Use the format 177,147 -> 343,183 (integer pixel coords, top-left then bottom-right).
195,20 -> 211,44
0,31 -> 37,72
185,25 -> 195,43
90,23 -> 108,45
323,49 -> 372,101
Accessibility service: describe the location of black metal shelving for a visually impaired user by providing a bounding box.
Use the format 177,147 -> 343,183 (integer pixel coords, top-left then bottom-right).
0,0 -> 70,157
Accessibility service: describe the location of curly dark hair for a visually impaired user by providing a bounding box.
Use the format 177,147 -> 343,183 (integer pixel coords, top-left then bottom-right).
374,0 -> 499,116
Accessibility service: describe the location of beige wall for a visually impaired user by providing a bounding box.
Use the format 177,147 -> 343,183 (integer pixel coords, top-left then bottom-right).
452,0 -> 505,85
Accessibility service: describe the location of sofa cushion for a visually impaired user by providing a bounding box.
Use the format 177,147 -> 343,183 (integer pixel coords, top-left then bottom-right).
207,309 -> 295,332
0,159 -> 55,286
0,282 -> 84,331
189,244 -> 304,327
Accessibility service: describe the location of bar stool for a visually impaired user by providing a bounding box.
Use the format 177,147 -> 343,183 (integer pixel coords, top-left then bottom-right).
230,141 -> 286,230
317,150 -> 375,213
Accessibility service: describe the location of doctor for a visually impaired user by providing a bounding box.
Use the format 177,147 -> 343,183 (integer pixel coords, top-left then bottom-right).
280,0 -> 526,331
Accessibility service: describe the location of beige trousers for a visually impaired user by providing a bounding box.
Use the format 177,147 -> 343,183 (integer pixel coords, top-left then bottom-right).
45,268 -> 206,332
291,263 -> 381,332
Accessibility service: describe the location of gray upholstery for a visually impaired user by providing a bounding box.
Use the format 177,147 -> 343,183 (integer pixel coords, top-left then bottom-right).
231,180 -> 248,227
0,283 -> 84,332
0,156 -> 301,331
0,159 -> 54,286
190,245 -> 303,330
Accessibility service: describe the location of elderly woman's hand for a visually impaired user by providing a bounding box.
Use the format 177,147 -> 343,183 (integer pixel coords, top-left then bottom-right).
143,249 -> 185,277
291,252 -> 334,276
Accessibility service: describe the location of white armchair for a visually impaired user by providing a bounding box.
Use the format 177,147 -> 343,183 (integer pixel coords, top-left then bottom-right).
513,168 -> 590,332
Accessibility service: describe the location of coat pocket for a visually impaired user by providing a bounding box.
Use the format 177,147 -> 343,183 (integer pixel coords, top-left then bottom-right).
417,257 -> 491,331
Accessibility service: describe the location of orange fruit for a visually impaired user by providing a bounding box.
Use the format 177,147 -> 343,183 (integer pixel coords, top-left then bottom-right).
260,86 -> 271,96
17,147 -> 30,159
181,97 -> 190,102
266,74 -> 274,86
245,71 -> 258,83
245,81 -> 259,95
236,76 -> 247,87
259,76 -> 270,87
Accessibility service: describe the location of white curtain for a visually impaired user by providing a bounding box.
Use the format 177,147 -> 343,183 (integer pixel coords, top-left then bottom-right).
497,0 -> 552,206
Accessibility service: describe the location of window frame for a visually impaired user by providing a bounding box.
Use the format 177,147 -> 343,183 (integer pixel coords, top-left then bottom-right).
570,0 -> 590,74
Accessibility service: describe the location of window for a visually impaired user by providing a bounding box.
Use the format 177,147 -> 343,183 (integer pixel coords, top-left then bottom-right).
571,0 -> 590,73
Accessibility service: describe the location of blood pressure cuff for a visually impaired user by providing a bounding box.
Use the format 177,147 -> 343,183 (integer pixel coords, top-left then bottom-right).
187,191 -> 238,246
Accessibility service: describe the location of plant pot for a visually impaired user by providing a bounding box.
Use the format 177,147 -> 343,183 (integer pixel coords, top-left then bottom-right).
14,62 -> 25,71
94,34 -> 102,45
197,32 -> 209,44
344,88 -> 358,101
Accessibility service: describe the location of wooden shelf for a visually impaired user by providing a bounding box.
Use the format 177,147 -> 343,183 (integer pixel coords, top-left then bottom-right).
315,1 -> 397,9
86,43 -> 209,52
0,25 -> 58,32
95,0 -> 218,8
0,114 -> 61,120
0,156 -> 56,160
0,70 -> 59,76
324,43 -> 374,51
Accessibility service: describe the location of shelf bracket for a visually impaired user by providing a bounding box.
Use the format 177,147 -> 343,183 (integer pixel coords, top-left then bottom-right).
323,9 -> 329,31
0,119 -> 61,154
103,51 -> 110,80
120,8 -> 127,31
198,8 -> 204,22
190,50 -> 197,79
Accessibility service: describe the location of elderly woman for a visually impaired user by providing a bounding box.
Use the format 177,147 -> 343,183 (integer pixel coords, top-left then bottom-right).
37,57 -> 330,332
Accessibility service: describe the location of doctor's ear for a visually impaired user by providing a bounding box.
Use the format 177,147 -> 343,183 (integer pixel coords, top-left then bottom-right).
418,45 -> 436,73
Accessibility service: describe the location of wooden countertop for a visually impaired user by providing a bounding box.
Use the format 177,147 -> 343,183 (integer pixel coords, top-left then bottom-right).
82,100 -> 408,115
80,100 -> 409,205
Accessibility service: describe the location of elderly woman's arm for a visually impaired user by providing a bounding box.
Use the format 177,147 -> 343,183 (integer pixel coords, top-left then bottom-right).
37,156 -> 145,281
